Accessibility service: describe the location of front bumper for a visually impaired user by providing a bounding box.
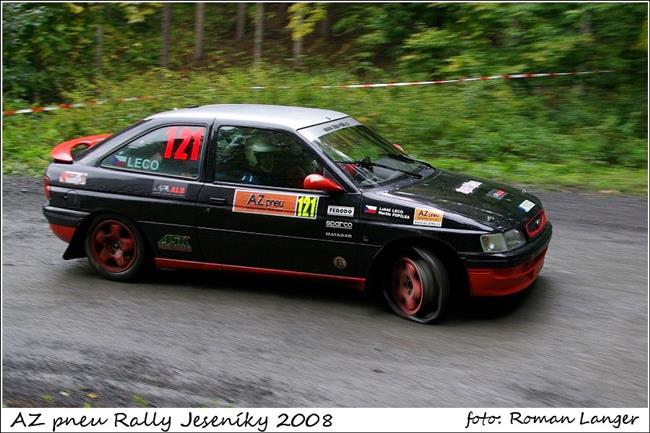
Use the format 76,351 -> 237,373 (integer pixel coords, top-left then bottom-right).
467,246 -> 547,296
461,223 -> 552,297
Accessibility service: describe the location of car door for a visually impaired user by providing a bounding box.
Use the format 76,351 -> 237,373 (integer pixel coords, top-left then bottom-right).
196,124 -> 365,277
93,121 -> 210,262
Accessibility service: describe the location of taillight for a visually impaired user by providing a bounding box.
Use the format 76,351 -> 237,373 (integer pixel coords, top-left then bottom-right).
44,176 -> 52,200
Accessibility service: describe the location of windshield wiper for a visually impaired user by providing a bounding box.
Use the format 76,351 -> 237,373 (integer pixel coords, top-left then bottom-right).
347,157 -> 423,179
384,153 -> 434,169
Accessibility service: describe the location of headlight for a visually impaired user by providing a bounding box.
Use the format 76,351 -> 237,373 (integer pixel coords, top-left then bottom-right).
480,229 -> 526,253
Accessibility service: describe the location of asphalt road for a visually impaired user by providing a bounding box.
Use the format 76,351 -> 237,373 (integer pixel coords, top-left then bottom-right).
2,176 -> 647,407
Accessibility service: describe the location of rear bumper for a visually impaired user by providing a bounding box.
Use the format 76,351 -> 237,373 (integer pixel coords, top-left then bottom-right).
43,206 -> 88,243
49,224 -> 76,242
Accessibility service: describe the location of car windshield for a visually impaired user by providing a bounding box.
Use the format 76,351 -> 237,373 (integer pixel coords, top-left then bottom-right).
306,122 -> 432,187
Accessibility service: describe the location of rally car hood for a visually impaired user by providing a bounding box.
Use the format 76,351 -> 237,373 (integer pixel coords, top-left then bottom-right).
371,169 -> 542,231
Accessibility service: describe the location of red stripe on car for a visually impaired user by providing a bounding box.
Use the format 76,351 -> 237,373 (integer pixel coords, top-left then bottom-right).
155,258 -> 366,290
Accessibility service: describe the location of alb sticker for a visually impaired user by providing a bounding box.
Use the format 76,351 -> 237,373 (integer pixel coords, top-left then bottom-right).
456,180 -> 482,195
158,234 -> 191,252
152,180 -> 187,197
233,190 -> 319,219
59,171 -> 88,185
519,200 -> 535,212
413,207 -> 444,227
327,205 -> 354,218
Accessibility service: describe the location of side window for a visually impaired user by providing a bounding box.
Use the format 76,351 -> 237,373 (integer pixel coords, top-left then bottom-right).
214,126 -> 324,189
101,125 -> 206,179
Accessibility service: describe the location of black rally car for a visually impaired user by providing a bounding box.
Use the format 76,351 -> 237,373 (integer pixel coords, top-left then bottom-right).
44,104 -> 551,323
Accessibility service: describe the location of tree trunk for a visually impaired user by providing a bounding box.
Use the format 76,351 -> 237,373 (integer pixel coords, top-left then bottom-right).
95,23 -> 103,80
254,3 -> 264,66
292,8 -> 304,66
278,3 -> 289,22
161,3 -> 171,68
194,2 -> 205,63
236,3 -> 246,42
576,12 -> 591,96
319,6 -> 329,38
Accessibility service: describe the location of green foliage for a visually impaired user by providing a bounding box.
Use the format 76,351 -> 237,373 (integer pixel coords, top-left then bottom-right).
1,3 -> 647,194
2,68 -> 646,195
287,3 -> 326,41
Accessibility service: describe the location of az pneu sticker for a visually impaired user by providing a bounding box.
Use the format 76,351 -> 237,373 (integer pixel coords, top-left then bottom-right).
413,207 -> 444,227
233,189 -> 319,219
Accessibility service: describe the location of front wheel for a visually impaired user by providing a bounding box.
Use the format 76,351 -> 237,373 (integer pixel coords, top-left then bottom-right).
84,214 -> 146,281
383,247 -> 450,324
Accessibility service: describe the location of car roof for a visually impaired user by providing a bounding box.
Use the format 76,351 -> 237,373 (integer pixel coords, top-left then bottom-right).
148,104 -> 349,130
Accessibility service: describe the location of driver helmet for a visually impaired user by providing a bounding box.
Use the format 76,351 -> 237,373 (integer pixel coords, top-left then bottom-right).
245,136 -> 275,169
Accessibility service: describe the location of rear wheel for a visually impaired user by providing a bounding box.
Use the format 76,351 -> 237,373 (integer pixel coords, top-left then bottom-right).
383,247 -> 450,324
85,214 -> 145,281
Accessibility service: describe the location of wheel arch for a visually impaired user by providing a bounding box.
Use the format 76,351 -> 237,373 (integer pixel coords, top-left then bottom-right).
364,235 -> 469,300
63,210 -> 150,260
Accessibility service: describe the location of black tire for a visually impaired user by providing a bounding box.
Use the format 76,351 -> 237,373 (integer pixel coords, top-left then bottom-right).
84,213 -> 146,281
383,247 -> 450,324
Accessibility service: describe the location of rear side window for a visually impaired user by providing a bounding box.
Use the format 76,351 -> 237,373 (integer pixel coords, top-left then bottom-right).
101,125 -> 206,179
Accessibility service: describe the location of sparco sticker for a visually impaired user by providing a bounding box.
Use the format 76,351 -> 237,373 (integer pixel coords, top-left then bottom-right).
158,234 -> 192,252
59,171 -> 87,185
152,180 -> 187,197
327,205 -> 354,217
233,190 -> 319,219
413,207 -> 444,227
325,220 -> 353,230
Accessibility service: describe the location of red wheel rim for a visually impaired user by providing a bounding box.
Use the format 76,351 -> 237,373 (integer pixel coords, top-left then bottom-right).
90,220 -> 137,273
391,257 -> 424,316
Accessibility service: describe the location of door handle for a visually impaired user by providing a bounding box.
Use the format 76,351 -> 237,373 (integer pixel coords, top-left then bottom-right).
209,197 -> 227,205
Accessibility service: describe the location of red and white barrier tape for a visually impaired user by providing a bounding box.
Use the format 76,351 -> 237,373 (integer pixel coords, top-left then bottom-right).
2,95 -> 153,117
2,70 -> 613,116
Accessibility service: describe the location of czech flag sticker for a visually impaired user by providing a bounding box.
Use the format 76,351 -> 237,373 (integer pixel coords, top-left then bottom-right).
363,205 -> 378,214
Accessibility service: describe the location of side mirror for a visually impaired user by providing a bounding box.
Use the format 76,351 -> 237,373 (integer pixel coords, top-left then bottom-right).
303,174 -> 345,193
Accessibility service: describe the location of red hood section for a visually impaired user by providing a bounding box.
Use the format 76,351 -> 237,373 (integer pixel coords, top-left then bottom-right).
51,134 -> 111,163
